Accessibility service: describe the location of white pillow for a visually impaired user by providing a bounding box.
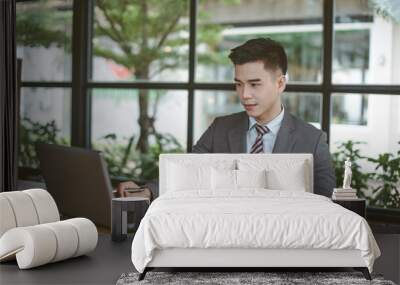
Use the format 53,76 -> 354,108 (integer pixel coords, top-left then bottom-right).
237,158 -> 309,192
167,162 -> 211,191
266,166 -> 306,191
236,169 -> 267,188
211,169 -> 267,190
211,168 -> 236,190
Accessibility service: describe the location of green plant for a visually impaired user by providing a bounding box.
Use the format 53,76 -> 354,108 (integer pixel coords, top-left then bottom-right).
16,0 -> 72,49
331,140 -> 400,209
369,0 -> 400,23
94,134 -> 137,178
331,141 -> 371,198
138,132 -> 184,180
17,0 -> 232,156
19,118 -> 68,168
94,132 -> 184,181
367,144 -> 400,209
92,0 -> 235,154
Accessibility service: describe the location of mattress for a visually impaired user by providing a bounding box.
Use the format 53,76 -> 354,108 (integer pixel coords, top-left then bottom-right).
131,190 -> 380,273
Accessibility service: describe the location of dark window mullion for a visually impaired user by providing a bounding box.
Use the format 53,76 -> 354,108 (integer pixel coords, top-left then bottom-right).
187,0 -> 197,152
21,82 -> 72,88
331,85 -> 400,95
86,82 -> 328,92
86,0 -> 94,148
322,0 -> 334,143
285,84 -> 324,93
71,0 -> 90,148
86,81 -> 190,89
27,82 -> 396,95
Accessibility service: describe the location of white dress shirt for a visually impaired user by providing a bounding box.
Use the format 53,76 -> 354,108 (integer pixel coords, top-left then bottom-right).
246,107 -> 285,153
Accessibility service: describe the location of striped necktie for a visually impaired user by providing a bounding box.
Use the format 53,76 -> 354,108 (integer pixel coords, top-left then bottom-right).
250,124 -> 270,153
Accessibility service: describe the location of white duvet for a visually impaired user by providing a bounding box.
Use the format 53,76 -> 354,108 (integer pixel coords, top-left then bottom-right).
131,190 -> 380,273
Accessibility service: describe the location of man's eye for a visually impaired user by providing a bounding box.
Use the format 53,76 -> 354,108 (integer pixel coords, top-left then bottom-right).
235,83 -> 242,87
251,83 -> 260,87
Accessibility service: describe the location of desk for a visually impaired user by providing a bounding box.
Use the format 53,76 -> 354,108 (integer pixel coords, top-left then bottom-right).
112,197 -> 149,242
332,198 -> 366,218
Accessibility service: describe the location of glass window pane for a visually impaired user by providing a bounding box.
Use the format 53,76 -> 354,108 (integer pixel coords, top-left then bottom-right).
331,93 -> 368,125
196,0 -> 323,83
16,0 -> 73,81
194,91 -> 241,142
333,0 -> 400,84
282,92 -> 321,129
19,88 -> 71,169
91,89 -> 187,180
194,91 -> 321,142
330,93 -> 400,210
91,0 -> 189,82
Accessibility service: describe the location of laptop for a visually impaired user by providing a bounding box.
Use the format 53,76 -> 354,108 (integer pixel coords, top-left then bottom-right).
36,143 -> 113,228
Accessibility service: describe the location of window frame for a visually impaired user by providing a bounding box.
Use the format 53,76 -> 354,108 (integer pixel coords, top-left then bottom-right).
19,0 -> 400,223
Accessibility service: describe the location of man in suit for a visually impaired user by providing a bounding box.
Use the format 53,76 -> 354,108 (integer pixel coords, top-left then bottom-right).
192,38 -> 335,197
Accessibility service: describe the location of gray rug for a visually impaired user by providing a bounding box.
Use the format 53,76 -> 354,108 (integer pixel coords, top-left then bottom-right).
116,271 -> 396,285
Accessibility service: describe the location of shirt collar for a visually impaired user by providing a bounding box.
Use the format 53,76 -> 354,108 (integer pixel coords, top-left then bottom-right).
248,106 -> 285,135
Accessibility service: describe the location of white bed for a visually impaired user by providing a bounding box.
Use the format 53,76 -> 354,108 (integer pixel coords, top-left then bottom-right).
131,154 -> 380,280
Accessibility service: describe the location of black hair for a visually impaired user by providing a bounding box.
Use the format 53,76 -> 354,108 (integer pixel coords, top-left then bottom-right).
228,37 -> 288,75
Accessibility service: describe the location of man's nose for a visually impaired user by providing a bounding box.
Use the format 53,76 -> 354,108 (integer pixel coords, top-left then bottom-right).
241,85 -> 252,99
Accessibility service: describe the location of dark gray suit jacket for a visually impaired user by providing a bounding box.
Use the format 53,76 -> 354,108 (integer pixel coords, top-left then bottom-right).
192,111 -> 336,197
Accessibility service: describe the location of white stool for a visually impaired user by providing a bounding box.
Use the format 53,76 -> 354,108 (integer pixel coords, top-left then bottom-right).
0,189 -> 98,269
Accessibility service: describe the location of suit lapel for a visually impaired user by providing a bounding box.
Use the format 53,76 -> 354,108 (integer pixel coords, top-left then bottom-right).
272,111 -> 296,153
228,112 -> 248,153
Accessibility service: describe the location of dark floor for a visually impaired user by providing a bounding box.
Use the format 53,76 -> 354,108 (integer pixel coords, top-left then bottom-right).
5,180 -> 398,284
1,233 -> 399,285
0,234 -> 134,285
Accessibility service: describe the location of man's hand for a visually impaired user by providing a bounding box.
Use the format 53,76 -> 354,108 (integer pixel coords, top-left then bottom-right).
116,181 -> 141,197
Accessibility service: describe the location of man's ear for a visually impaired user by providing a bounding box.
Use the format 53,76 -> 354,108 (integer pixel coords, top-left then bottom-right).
277,74 -> 286,93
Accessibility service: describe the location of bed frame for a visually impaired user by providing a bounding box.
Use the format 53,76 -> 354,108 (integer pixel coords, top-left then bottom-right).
138,154 -> 372,281
139,248 -> 371,280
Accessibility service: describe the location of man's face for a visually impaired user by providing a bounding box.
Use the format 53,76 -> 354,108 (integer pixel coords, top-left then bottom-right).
234,60 -> 286,123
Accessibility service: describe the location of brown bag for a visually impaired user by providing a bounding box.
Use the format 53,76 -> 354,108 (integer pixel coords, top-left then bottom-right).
125,188 -> 152,201
115,181 -> 152,202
